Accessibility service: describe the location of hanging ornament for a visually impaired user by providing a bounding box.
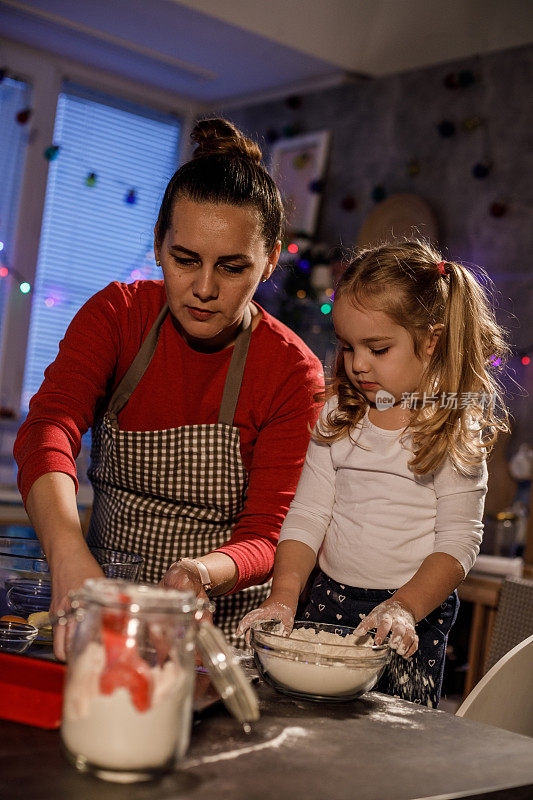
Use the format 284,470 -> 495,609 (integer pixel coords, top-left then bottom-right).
437,120 -> 456,138
285,95 -> 302,110
458,69 -> 476,88
43,145 -> 60,161
407,159 -> 421,176
309,179 -> 324,194
444,72 -> 460,89
125,189 -> 137,204
292,152 -> 311,170
282,123 -> 302,138
265,129 -> 280,144
462,116 -> 482,132
341,195 -> 357,211
489,200 -> 508,218
371,185 -> 386,203
310,264 -> 332,292
85,171 -> 97,188
16,107 -> 32,125
472,161 -> 492,179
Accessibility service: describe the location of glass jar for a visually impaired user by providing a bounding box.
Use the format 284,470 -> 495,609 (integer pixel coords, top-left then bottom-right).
494,511 -> 520,557
60,578 -> 201,783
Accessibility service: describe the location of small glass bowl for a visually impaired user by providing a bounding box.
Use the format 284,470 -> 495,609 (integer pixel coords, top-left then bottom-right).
0,620 -> 39,653
6,577 -> 52,615
250,620 -> 390,702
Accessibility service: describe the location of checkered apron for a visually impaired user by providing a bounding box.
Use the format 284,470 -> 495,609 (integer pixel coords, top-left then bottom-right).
87,303 -> 271,639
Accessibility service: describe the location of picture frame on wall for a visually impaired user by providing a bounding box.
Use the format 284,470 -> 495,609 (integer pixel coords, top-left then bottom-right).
270,131 -> 330,238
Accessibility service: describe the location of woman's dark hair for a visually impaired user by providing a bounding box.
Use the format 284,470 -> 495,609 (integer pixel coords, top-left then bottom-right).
155,118 -> 283,252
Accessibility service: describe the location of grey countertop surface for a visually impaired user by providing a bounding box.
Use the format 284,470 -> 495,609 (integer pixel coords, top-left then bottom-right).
1,672 -> 533,800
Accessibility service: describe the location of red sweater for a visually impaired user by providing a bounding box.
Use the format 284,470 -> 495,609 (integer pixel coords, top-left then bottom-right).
14,280 -> 324,592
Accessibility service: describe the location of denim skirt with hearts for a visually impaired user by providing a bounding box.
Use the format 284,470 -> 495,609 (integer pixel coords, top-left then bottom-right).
301,570 -> 459,707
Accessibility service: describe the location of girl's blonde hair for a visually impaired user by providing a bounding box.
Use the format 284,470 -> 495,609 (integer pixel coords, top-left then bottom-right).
315,240 -> 510,476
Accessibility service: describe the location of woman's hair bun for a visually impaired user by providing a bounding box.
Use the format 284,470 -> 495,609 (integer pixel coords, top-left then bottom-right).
191,118 -> 262,165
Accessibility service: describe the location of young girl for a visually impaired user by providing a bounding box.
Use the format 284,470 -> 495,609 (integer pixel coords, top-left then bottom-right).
237,240 -> 509,707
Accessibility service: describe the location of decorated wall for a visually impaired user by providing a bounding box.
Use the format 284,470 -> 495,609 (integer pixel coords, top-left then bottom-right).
225,43 -> 533,448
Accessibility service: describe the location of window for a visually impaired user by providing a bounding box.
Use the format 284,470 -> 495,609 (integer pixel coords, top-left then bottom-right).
0,76 -> 32,335
21,83 -> 181,410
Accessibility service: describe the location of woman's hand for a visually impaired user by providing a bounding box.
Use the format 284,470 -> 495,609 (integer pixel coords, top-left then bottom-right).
353,599 -> 418,658
235,598 -> 295,645
50,551 -> 105,662
159,562 -> 212,624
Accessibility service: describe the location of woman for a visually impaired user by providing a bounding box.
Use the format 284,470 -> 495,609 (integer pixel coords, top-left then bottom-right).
14,118 -> 324,658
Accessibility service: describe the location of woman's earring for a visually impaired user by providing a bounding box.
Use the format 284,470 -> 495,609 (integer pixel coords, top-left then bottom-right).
156,260 -> 161,267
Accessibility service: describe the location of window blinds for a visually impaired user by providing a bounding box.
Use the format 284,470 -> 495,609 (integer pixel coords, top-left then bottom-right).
21,83 -> 180,410
0,76 -> 32,336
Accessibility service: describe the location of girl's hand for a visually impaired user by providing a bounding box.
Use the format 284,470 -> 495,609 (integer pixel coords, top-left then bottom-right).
235,599 -> 295,645
353,599 -> 418,658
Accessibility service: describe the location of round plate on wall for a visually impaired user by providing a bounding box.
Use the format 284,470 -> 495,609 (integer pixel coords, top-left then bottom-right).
356,193 -> 438,249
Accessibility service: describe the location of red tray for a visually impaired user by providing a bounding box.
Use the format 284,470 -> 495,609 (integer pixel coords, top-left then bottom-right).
0,649 -> 225,730
0,652 -> 66,729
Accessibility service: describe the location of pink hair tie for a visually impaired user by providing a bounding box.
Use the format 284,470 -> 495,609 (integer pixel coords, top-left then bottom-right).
437,260 -> 449,276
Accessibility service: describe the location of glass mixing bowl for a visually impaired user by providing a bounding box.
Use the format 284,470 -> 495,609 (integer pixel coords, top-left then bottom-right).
0,539 -> 143,591
250,620 -> 390,702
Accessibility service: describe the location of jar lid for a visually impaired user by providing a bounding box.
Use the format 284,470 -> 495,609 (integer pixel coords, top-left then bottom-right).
73,578 -> 200,615
196,623 -> 259,724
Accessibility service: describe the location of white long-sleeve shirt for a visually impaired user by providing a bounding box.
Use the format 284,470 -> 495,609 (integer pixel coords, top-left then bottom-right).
279,400 -> 488,589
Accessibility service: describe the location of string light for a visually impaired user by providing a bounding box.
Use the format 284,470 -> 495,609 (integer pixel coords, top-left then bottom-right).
0,267 -> 8,278
320,303 -> 332,315
522,356 -> 530,366
20,282 -> 31,294
287,243 -> 299,254
296,289 -> 307,299
0,241 -> 4,251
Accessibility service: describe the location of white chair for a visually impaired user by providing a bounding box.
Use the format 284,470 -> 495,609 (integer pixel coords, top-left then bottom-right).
456,634 -> 533,737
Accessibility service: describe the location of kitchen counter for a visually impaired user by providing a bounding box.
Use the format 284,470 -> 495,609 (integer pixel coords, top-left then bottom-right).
1,678 -> 532,800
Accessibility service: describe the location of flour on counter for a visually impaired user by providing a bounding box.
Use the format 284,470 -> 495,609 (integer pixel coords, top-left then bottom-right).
183,726 -> 308,768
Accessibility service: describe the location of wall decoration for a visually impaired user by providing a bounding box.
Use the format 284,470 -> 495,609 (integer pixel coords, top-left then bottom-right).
437,120 -> 456,138
341,195 -> 357,211
281,123 -> 302,138
462,116 -> 483,132
371,185 -> 387,203
356,193 -> 438,249
285,95 -> 302,110
270,130 -> 330,237
472,161 -> 492,179
16,107 -> 31,124
490,201 -> 508,218
43,144 -> 60,161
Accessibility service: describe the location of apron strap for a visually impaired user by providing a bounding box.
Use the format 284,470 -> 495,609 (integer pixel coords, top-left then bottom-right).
218,304 -> 253,426
107,302 -> 170,422
106,302 -> 253,427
